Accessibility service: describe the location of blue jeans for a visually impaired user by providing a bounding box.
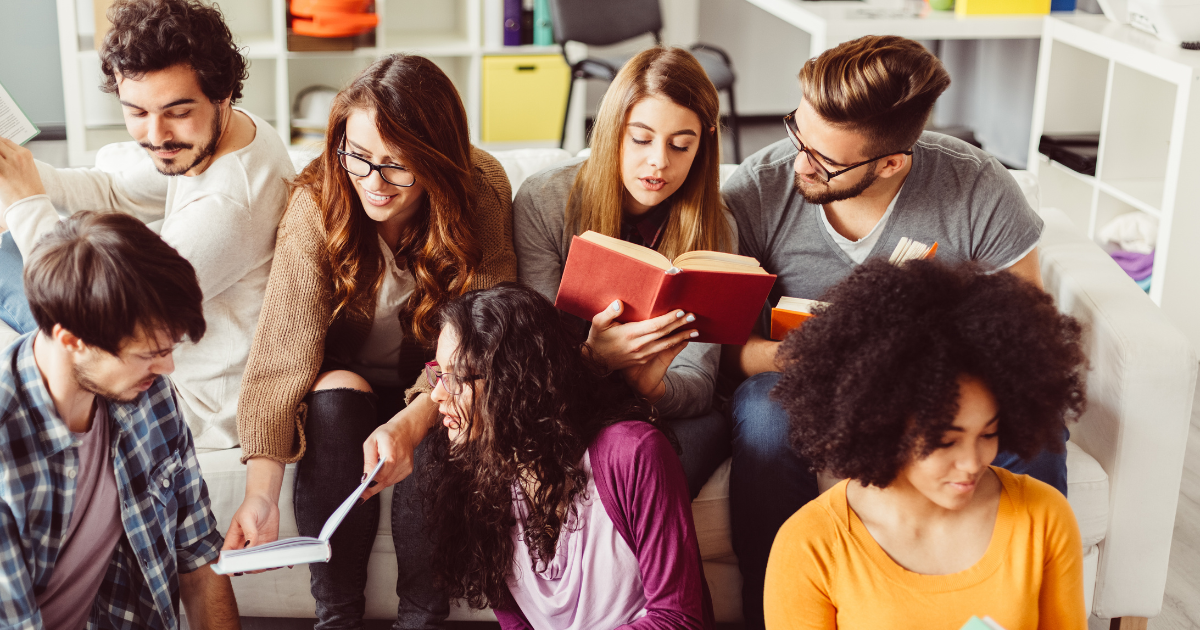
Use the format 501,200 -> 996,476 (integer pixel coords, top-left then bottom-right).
664,408 -> 732,499
728,371 -> 1068,630
0,232 -> 36,334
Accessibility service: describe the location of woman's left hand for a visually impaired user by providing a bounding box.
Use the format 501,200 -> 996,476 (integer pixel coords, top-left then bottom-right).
621,340 -> 689,403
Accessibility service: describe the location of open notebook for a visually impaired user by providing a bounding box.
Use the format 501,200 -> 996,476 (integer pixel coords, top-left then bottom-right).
211,460 -> 384,575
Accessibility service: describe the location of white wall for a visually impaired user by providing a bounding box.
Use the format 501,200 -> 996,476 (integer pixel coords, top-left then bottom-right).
1,0 -> 66,128
698,0 -> 808,116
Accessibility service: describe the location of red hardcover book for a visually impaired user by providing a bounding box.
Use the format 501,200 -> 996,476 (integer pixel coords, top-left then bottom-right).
554,231 -> 777,345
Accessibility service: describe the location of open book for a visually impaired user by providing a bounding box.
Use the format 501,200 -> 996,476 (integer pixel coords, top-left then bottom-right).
769,238 -> 938,340
0,80 -> 39,146
211,460 -> 384,575
554,230 -> 777,345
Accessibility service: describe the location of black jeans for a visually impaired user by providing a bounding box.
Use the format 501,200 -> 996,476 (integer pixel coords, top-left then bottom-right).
294,387 -> 448,630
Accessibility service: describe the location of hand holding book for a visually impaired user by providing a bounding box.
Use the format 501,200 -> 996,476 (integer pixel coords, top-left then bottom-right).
212,460 -> 385,575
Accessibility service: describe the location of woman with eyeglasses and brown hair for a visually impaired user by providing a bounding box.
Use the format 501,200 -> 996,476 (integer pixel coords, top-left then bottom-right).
223,53 -> 516,628
423,282 -> 713,629
514,46 -> 735,499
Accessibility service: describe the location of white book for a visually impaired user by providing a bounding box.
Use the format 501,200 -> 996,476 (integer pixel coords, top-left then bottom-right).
211,460 -> 384,575
0,80 -> 39,146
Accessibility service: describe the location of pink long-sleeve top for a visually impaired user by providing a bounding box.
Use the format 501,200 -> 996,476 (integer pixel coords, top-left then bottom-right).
496,421 -> 714,630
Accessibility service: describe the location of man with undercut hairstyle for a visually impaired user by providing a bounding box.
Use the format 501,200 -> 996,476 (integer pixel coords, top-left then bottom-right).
721,35 -> 1063,630
0,212 -> 237,630
0,0 -> 293,451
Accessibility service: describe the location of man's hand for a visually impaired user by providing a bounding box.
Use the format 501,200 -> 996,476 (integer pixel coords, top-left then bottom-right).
587,301 -> 697,371
621,340 -> 689,402
360,393 -> 438,501
179,563 -> 240,630
0,137 -> 46,211
222,458 -> 283,558
723,333 -> 782,378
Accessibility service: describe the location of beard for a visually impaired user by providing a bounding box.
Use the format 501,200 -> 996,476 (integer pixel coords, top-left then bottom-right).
794,166 -> 879,205
140,106 -> 223,176
73,363 -> 145,403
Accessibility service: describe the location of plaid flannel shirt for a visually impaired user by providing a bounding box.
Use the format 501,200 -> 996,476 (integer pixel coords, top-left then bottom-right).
0,334 -> 223,630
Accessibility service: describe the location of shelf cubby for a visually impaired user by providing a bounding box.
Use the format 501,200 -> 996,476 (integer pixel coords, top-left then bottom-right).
1029,15 -> 1200,348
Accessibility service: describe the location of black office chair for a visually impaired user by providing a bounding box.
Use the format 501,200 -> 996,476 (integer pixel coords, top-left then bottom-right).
548,0 -> 742,162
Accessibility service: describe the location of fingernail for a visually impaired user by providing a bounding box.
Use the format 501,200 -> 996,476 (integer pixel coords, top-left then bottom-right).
676,310 -> 685,318
287,565 -> 294,569
690,331 -> 699,338
611,300 -> 621,311
368,480 -> 378,488
356,498 -> 365,506
361,472 -> 368,482
686,315 -> 695,323
243,541 -> 250,548
233,572 -> 244,577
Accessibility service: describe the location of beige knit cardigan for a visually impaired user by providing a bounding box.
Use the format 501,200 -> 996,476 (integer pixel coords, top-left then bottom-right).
237,147 -> 517,464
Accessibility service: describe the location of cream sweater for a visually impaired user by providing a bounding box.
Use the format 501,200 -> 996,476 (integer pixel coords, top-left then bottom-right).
3,110 -> 295,450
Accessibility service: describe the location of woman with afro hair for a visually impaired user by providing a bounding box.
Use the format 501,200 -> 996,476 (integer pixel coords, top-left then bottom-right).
763,259 -> 1088,630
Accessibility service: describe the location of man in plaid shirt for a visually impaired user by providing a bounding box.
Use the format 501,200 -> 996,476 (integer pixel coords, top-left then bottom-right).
0,212 -> 238,629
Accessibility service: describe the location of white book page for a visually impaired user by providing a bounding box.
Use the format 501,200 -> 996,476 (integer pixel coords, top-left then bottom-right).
320,459 -> 384,541
210,460 -> 384,574
0,80 -> 39,145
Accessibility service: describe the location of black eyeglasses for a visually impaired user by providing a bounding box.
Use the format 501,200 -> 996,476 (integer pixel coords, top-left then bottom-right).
424,361 -> 482,395
336,147 -> 417,188
783,109 -> 912,183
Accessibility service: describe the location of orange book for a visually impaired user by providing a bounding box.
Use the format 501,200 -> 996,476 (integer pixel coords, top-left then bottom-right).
770,297 -> 827,341
554,231 -> 777,345
770,238 -> 938,341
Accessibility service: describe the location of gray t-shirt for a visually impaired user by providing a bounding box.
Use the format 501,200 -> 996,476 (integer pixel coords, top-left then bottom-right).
723,132 -> 1043,335
514,158 -> 734,420
34,403 -> 123,630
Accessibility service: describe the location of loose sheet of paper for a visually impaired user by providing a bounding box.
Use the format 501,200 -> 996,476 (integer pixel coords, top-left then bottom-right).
0,80 -> 39,145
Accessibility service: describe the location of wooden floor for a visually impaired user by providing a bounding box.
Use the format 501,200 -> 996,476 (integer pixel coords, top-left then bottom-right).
1148,375 -> 1200,630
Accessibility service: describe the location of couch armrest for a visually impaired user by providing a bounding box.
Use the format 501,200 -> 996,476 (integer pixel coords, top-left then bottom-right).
1037,206 -> 1197,619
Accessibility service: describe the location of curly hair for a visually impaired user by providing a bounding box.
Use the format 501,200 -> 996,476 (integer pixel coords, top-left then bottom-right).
422,283 -> 657,610
99,0 -> 247,103
772,259 -> 1086,488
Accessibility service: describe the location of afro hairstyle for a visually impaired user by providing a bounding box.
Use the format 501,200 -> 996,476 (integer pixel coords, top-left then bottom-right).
771,258 -> 1086,488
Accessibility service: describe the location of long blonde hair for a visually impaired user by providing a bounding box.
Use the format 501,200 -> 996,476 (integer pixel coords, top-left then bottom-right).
568,47 -> 732,259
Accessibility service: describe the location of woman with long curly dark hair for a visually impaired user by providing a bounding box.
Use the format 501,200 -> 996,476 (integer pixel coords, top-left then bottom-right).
224,54 -> 516,627
424,283 -> 713,630
764,259 -> 1088,630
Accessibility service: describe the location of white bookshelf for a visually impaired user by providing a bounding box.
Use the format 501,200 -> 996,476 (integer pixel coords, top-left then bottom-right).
1028,14 -> 1200,349
54,0 -> 566,166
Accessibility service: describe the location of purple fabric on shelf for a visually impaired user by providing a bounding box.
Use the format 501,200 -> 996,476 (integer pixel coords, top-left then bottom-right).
1110,249 -> 1154,282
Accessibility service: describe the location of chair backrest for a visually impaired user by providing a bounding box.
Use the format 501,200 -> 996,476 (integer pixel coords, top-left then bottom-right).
547,0 -> 662,47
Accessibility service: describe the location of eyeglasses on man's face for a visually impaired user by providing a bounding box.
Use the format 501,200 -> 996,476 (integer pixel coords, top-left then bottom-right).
783,109 -> 913,184
336,144 -> 417,188
424,361 -> 482,396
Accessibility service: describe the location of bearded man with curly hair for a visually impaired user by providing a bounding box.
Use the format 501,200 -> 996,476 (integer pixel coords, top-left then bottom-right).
0,0 -> 294,452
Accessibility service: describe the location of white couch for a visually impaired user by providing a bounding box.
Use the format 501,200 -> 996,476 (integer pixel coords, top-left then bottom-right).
9,147 -> 1187,625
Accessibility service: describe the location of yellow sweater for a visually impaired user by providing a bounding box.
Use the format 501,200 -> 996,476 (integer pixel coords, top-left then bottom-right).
764,467 -> 1086,630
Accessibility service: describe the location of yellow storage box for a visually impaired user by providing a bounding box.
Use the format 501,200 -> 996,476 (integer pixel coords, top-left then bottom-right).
955,0 -> 1049,14
481,55 -> 571,143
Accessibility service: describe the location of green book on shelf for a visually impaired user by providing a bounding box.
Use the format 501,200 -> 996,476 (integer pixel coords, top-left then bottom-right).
0,79 -> 40,146
533,0 -> 553,46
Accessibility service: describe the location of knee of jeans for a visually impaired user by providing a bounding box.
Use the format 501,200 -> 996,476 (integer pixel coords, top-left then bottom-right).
312,370 -> 373,394
731,372 -> 790,448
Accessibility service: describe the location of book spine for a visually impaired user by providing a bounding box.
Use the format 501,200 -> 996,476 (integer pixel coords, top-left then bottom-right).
533,0 -> 553,46
503,0 -> 522,46
483,0 -> 505,49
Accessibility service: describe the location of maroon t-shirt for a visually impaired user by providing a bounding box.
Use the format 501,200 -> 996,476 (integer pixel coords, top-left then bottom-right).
35,404 -> 123,630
